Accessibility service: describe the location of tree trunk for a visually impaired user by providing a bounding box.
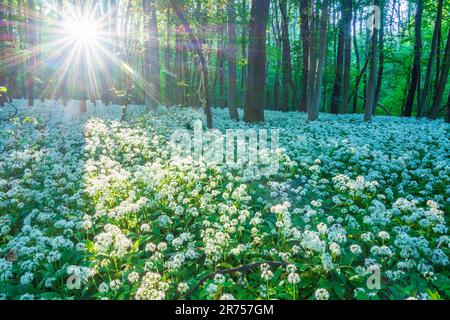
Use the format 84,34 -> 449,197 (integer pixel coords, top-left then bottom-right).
352,8 -> 360,113
241,0 -> 247,96
279,0 -> 292,112
309,0 -> 328,121
217,24 -> 225,108
299,0 -> 309,112
227,0 -> 239,120
403,0 -> 423,117
373,0 -> 386,114
429,28 -> 450,119
417,0 -> 443,117
143,0 -> 161,109
272,9 -> 281,111
330,0 -> 345,115
26,0 -> 37,107
165,5 -> 173,105
364,1 -> 380,122
170,0 -> 212,128
243,0 -> 270,123
342,0 -> 352,114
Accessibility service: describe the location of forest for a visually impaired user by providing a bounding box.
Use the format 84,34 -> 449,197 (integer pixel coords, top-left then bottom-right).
0,0 -> 449,301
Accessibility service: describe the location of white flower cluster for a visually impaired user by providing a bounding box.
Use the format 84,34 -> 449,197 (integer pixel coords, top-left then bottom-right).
0,101 -> 448,300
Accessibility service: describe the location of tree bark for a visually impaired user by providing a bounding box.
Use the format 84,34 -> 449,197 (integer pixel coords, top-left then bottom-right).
279,0 -> 292,112
170,0 -> 212,128
227,0 -> 239,120
352,8 -> 360,113
308,0 -> 328,121
330,0 -> 346,115
218,24 -> 225,108
26,0 -> 37,107
364,0 -> 380,122
429,28 -> 450,119
299,0 -> 309,112
403,0 -> 423,117
143,0 -> 161,109
373,0 -> 386,114
342,0 -> 352,114
417,0 -> 443,117
165,5 -> 173,105
243,0 -> 270,123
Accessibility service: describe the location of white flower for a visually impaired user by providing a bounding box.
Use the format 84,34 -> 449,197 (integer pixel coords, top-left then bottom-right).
350,244 -> 362,255
140,224 -> 150,232
287,273 -> 300,284
315,288 -> 330,300
378,231 -> 390,241
99,282 -> 109,293
20,272 -> 34,285
128,272 -> 139,283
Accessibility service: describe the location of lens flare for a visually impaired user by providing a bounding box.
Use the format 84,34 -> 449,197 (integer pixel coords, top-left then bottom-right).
65,19 -> 99,44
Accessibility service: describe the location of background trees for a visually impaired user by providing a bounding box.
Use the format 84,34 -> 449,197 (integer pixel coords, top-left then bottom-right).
0,0 -> 449,123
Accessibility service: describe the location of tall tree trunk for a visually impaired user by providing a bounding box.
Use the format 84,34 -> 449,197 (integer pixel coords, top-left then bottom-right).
143,0 -> 161,109
330,0 -> 345,115
218,25 -> 225,108
26,0 -> 37,107
417,0 -> 443,117
373,0 -> 386,114
279,0 -> 292,112
240,0 -> 247,96
272,9 -> 281,111
352,8 -> 360,113
403,0 -> 423,117
165,5 -> 173,105
243,0 -> 270,123
308,0 -> 328,121
170,0 -> 212,128
299,0 -> 309,112
174,26 -> 183,105
342,0 -> 352,114
429,28 -> 450,119
364,0 -> 380,122
6,0 -> 17,99
227,0 -> 239,120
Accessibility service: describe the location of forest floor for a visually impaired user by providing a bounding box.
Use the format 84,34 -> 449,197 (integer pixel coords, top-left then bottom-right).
0,100 -> 449,300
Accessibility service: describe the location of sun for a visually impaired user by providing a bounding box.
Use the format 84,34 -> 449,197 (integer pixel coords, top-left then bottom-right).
65,18 -> 99,45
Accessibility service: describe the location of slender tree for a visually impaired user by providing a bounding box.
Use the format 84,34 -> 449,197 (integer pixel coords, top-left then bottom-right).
429,28 -> 450,119
403,0 -> 423,117
143,0 -> 161,109
308,0 -> 328,121
330,0 -> 346,114
26,0 -> 37,107
227,0 -> 239,120
364,0 -> 380,122
243,0 -> 270,123
417,0 -> 443,117
342,0 -> 352,114
170,0 -> 212,128
299,0 -> 309,112
279,0 -> 292,112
